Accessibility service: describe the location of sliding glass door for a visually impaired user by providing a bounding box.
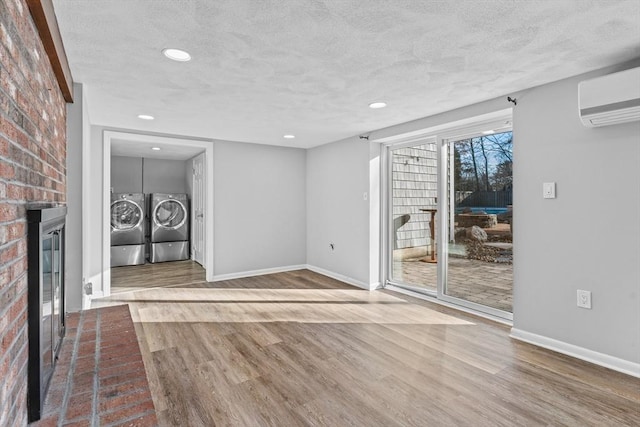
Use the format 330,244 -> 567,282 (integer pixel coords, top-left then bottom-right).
385,118 -> 513,320
388,138 -> 438,293
441,131 -> 513,316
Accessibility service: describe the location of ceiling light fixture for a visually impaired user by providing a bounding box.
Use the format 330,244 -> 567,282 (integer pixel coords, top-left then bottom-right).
283,134 -> 296,139
151,147 -> 161,151
137,114 -> 154,120
482,130 -> 495,135
162,48 -> 191,62
369,102 -> 387,109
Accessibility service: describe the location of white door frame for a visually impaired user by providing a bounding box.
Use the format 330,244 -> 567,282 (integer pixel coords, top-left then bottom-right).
102,131 -> 215,296
191,152 -> 206,266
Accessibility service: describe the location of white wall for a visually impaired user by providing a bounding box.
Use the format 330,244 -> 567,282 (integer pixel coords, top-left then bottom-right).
306,138 -> 373,287
511,63 -> 640,366
213,141 -> 307,276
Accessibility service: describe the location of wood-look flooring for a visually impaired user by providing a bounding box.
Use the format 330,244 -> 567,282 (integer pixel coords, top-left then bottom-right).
95,263 -> 640,426
111,260 -> 206,293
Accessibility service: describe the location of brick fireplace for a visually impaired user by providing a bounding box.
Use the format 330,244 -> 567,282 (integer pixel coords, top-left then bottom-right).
0,0 -> 69,424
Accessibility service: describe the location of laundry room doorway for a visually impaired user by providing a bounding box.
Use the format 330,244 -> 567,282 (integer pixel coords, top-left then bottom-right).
99,131 -> 215,298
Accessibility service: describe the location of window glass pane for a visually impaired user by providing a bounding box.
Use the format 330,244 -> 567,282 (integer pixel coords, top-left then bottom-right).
445,131 -> 513,312
390,142 -> 438,292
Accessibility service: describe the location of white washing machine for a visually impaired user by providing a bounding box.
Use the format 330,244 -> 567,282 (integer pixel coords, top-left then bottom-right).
110,193 -> 145,266
149,193 -> 189,262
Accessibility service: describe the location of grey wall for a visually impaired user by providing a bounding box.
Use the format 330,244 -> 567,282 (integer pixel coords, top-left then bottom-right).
87,128 -> 307,288
110,157 -> 187,194
214,141 -> 307,275
111,156 -> 142,193
65,83 -> 84,312
87,126 -> 104,293
306,138 -> 371,285
143,158 -> 188,194
512,64 -> 640,363
185,157 -> 194,200
84,62 -> 639,369
304,61 -> 639,365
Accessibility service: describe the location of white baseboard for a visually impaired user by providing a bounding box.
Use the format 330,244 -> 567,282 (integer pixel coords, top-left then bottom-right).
84,290 -> 104,310
82,294 -> 92,310
305,265 -> 377,291
510,328 -> 640,378
212,264 -> 378,291
212,265 -> 307,282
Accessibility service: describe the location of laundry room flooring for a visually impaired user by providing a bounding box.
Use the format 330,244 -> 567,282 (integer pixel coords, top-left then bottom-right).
110,260 -> 206,294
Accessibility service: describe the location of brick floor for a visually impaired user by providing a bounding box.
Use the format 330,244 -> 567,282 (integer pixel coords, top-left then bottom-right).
30,305 -> 158,427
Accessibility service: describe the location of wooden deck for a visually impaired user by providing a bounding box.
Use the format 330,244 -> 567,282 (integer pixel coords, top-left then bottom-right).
394,257 -> 513,312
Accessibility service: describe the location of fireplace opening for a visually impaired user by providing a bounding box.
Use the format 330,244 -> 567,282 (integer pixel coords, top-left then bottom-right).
27,205 -> 67,422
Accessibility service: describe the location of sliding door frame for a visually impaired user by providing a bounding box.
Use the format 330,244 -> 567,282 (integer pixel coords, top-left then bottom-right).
385,136 -> 439,295
380,109 -> 514,321
436,131 -> 513,321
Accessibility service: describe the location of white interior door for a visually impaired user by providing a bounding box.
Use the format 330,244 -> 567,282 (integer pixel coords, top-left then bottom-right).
192,153 -> 205,266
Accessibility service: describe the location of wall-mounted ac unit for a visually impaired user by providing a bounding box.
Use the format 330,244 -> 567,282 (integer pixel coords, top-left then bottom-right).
578,67 -> 640,127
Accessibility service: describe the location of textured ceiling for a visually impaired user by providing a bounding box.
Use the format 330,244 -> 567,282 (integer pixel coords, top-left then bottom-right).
53,0 -> 640,148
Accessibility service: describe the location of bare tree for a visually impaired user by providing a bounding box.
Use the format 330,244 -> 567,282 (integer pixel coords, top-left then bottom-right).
468,139 -> 481,191
479,137 -> 491,191
454,131 -> 513,194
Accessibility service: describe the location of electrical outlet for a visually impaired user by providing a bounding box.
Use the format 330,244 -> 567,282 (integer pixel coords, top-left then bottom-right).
577,290 -> 592,309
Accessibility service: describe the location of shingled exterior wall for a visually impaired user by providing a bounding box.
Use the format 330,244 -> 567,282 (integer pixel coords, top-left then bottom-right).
391,143 -> 437,249
0,0 -> 67,424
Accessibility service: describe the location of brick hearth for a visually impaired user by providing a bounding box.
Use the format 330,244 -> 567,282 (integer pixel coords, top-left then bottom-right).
30,305 -> 158,427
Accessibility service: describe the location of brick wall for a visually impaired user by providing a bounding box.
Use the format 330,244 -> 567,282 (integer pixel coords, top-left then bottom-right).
0,0 -> 67,425
392,143 -> 437,249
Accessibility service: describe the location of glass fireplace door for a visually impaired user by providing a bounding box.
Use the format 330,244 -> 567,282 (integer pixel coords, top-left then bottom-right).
41,228 -> 63,391
52,230 -> 63,355
41,231 -> 54,388
28,205 -> 67,422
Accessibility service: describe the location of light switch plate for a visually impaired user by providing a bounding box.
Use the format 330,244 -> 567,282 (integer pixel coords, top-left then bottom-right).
543,182 -> 556,199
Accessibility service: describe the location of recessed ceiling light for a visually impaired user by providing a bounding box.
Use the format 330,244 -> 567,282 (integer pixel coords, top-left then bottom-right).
283,134 -> 295,139
162,48 -> 191,62
369,102 -> 387,109
137,114 -> 154,120
151,147 -> 161,151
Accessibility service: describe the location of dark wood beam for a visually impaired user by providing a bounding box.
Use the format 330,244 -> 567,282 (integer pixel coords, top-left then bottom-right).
26,0 -> 74,103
